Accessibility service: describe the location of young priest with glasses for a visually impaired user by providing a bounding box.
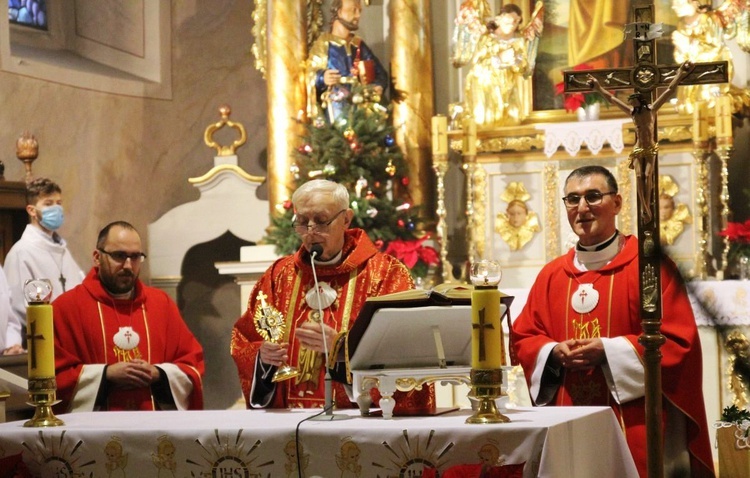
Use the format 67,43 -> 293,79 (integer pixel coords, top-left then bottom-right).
231,179 -> 434,413
512,165 -> 713,476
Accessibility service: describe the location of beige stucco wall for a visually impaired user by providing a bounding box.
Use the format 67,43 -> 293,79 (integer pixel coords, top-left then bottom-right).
0,2 -> 268,277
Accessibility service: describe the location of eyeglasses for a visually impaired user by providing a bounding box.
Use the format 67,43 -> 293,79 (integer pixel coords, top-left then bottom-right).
98,249 -> 147,264
293,209 -> 346,235
562,191 -> 616,208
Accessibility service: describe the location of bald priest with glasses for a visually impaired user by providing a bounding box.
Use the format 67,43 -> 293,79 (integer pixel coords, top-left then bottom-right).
231,179 -> 434,412
52,221 -> 205,413
511,166 -> 713,477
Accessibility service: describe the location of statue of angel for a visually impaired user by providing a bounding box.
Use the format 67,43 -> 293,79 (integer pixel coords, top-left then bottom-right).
452,1 -> 545,127
671,0 -> 750,114
658,175 -> 692,246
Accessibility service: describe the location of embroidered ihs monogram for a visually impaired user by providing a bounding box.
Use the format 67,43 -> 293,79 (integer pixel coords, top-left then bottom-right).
572,317 -> 601,340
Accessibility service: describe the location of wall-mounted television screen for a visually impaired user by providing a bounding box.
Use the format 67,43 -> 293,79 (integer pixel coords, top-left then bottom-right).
8,0 -> 47,31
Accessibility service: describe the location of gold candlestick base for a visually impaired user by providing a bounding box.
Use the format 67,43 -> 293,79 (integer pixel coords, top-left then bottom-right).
24,377 -> 64,427
466,368 -> 509,424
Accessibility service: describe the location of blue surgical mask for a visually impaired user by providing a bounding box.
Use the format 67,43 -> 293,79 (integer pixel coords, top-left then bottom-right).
38,205 -> 64,231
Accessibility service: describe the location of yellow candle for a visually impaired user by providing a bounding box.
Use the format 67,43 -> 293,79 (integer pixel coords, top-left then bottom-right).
471,286 -> 505,369
692,101 -> 708,142
715,96 -> 733,139
26,303 -> 55,379
462,117 -> 477,156
431,115 -> 448,156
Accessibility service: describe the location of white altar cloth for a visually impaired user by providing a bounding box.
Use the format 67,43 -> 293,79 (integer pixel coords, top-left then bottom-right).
0,407 -> 637,477
687,279 -> 750,326
535,118 -> 629,158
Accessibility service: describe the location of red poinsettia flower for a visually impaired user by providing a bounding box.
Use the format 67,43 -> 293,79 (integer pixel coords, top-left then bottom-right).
554,63 -> 607,113
719,220 -> 750,243
384,235 -> 440,269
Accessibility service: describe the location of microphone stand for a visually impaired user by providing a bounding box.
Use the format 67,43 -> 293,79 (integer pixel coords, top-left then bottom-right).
308,248 -> 351,421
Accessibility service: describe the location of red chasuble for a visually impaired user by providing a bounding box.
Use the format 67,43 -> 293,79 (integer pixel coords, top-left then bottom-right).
231,229 -> 434,411
512,235 -> 713,477
53,269 -> 205,411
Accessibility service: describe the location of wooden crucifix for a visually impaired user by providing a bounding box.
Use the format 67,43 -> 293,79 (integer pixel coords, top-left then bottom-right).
562,1 -> 728,476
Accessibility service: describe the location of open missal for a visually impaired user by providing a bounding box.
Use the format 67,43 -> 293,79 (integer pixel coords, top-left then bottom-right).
345,284 -> 513,371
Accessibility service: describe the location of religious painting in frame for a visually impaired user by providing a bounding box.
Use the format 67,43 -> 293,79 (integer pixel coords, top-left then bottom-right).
525,0 -> 679,118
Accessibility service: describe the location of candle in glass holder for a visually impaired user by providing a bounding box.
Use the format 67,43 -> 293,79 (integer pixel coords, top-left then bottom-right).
470,261 -> 504,369
431,115 -> 448,156
24,279 -> 54,379
692,101 -> 708,142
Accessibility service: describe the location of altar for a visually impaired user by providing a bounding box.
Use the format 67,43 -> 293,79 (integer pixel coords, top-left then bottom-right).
0,406 -> 637,477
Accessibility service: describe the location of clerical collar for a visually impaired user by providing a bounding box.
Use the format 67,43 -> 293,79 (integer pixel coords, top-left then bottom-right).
576,231 -> 618,252
314,249 -> 343,265
574,231 -> 623,271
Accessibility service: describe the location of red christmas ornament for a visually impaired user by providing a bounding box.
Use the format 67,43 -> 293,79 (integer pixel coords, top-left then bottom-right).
401,177 -> 410,186
374,239 -> 384,249
397,219 -> 405,227
283,200 -> 293,210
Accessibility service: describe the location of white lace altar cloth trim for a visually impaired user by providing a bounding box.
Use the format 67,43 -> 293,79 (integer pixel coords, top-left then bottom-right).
536,119 -> 629,158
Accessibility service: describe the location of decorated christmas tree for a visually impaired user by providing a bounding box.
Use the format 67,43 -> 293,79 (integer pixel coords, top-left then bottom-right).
264,83 -> 438,279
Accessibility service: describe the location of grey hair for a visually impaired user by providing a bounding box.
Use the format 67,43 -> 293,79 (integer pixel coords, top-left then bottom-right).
292,179 -> 350,210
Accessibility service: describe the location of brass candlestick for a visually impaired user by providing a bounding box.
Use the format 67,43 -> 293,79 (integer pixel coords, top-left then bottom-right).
466,368 -> 508,424
716,139 -> 734,278
25,377 -> 64,427
691,143 -> 712,279
466,261 -> 509,424
23,279 -> 63,427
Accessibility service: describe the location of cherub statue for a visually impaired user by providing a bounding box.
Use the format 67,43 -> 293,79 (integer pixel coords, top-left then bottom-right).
658,175 -> 692,246
671,0 -> 750,114
587,61 -> 693,224
452,2 -> 544,127
494,182 -> 540,251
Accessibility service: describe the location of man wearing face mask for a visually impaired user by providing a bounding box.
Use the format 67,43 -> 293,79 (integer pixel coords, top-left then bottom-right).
2,178 -> 84,355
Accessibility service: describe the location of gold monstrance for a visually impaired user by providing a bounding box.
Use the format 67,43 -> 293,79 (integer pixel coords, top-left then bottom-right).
253,291 -> 299,382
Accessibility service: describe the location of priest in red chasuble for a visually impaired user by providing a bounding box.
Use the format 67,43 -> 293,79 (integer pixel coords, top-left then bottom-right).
53,221 -> 205,412
231,180 -> 432,411
512,166 -> 713,477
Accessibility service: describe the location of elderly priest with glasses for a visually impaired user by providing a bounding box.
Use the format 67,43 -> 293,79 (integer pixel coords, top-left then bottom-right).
231,179 -> 433,412
512,165 -> 713,477
52,221 -> 205,412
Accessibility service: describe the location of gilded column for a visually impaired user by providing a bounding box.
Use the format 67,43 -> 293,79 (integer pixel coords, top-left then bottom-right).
389,0 -> 434,216
267,0 -> 307,211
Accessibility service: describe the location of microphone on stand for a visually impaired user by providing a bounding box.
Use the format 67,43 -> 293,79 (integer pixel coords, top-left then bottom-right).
308,244 -> 350,421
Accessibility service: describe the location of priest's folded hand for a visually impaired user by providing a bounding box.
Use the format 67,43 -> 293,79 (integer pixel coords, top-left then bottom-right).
106,361 -> 157,389
565,338 -> 605,371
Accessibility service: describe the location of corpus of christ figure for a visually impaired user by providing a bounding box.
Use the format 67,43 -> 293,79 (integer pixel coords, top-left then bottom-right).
586,61 -> 693,224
